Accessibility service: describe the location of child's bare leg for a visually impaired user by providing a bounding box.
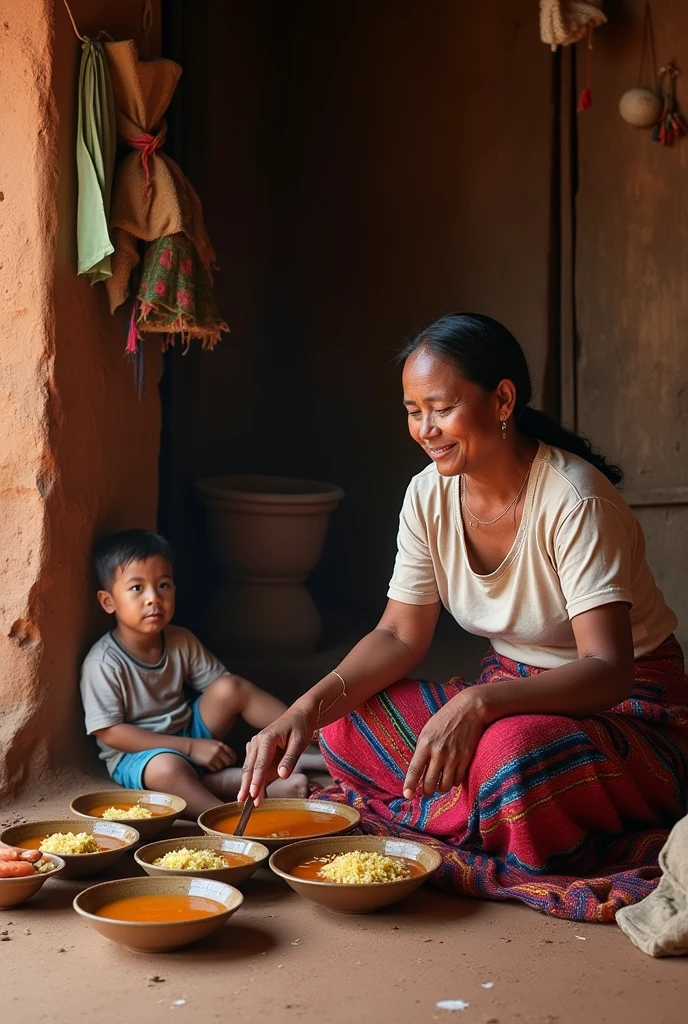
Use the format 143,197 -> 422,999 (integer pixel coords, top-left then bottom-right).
198,675 -> 288,738
204,767 -> 309,802
197,671 -> 286,737
198,676 -> 310,797
143,753 -> 222,820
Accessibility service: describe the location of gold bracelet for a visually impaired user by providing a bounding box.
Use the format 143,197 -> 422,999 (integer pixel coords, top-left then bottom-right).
316,670 -> 348,724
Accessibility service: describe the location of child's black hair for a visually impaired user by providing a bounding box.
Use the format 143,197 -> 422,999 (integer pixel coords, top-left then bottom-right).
93,529 -> 174,591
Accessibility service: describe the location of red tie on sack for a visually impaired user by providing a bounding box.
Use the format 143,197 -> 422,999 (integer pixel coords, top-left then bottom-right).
127,132 -> 164,193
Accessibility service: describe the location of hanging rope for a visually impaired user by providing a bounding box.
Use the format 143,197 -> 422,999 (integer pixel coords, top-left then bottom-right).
61,0 -> 113,43
62,0 -> 87,42
577,25 -> 593,111
637,2 -> 658,88
142,0 -> 154,57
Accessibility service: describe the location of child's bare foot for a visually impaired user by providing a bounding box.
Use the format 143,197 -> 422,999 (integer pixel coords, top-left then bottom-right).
295,747 -> 327,772
265,773 -> 309,799
203,766 -> 243,803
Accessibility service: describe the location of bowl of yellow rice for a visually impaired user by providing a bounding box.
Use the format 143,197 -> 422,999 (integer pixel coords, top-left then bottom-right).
269,835 -> 442,914
135,835 -> 270,885
0,819 -> 140,879
70,789 -> 187,841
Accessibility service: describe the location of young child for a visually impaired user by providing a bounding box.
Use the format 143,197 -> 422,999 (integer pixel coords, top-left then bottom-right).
80,529 -> 325,819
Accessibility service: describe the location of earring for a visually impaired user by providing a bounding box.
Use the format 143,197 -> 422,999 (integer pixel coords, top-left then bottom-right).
501,419 -> 507,440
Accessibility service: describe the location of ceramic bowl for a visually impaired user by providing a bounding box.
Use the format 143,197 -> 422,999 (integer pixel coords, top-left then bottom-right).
0,854 -> 66,909
135,835 -> 269,885
197,798 -> 360,851
269,835 -> 442,914
73,875 -> 243,953
70,789 -> 187,841
0,819 -> 140,879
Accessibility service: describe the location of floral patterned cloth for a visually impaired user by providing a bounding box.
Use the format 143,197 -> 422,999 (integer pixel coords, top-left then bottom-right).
134,232 -> 228,350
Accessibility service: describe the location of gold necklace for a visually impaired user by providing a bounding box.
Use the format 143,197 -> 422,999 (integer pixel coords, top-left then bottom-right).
461,465 -> 531,529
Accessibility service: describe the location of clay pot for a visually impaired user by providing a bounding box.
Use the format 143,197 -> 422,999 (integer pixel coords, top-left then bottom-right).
197,475 -> 344,657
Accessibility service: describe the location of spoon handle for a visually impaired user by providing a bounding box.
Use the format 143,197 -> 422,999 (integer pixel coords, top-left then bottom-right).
233,796 -> 255,836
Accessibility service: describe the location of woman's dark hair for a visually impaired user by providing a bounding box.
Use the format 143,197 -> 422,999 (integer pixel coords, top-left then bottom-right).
93,529 -> 174,590
399,313 -> 623,485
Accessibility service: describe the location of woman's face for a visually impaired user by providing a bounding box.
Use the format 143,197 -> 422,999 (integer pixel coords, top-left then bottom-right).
402,347 -> 507,477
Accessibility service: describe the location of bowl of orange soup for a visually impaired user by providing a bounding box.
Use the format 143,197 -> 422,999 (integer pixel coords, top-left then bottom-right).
135,835 -> 269,885
0,820 -> 140,879
197,799 -> 360,850
0,853 -> 66,910
70,789 -> 187,841
269,835 -> 442,914
73,875 -> 243,952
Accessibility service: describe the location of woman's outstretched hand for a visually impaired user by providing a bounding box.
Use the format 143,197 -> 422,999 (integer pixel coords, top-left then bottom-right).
239,704 -> 316,805
403,690 -> 487,799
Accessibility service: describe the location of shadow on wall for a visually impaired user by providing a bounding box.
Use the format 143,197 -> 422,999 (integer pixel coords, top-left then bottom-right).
159,0 -> 552,652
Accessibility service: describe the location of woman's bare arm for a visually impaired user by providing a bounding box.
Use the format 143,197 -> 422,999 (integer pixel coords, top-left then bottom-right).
301,599 -> 442,727
239,599 -> 441,801
402,601 -> 636,798
474,601 -> 635,723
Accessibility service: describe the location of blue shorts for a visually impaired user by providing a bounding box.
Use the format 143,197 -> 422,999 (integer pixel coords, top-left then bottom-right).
111,697 -> 213,790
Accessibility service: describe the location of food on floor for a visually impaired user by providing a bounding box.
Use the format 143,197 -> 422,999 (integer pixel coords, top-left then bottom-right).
38,832 -> 100,855
95,893 -> 225,922
152,848 -> 254,870
99,804 -> 154,820
291,850 -> 422,883
0,847 -> 56,876
15,832 -> 126,854
211,808 -> 352,839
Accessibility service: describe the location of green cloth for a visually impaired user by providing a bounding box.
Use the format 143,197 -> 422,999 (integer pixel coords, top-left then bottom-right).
76,40 -> 116,283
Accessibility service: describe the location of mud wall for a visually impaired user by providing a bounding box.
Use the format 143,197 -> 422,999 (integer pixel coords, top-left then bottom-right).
0,0 -> 161,797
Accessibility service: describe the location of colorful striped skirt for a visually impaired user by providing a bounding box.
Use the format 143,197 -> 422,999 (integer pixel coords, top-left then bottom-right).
316,636 -> 688,921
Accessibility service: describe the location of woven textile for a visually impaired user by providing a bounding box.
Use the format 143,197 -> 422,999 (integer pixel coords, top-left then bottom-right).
317,637 -> 688,921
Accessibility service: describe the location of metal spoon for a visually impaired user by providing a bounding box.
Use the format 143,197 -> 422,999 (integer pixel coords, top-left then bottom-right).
233,795 -> 255,837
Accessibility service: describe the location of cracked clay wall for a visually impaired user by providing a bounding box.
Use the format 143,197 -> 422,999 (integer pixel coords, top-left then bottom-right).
0,0 -> 161,798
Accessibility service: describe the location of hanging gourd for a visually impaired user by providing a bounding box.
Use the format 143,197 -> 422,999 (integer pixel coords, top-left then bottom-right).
618,4 -> 663,128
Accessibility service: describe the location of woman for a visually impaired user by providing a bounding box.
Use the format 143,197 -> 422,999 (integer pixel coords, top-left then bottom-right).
240,313 -> 688,921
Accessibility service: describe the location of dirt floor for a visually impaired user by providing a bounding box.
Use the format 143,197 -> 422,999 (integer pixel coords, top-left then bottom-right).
2,781 -> 686,1024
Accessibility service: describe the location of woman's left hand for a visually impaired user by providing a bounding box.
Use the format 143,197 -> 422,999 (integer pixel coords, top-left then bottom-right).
403,690 -> 487,799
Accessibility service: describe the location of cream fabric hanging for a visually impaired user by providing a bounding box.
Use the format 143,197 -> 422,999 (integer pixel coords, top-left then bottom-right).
540,0 -> 606,50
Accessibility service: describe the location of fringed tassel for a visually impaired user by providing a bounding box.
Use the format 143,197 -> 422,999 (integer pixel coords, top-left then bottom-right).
577,26 -> 594,112
126,301 -> 141,354
653,64 -> 687,145
125,301 -> 145,399
577,85 -> 593,112
135,337 -> 145,399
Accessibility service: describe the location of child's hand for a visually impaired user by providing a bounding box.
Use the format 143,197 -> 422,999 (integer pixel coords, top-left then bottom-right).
188,738 -> 237,772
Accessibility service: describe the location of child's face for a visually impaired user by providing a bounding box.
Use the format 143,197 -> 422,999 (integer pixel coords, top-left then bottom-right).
98,556 -> 176,635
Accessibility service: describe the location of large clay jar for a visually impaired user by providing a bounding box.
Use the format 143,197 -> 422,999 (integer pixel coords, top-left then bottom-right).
197,475 -> 345,658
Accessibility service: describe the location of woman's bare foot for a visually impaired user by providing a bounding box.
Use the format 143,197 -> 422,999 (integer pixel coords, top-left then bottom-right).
265,773 -> 309,798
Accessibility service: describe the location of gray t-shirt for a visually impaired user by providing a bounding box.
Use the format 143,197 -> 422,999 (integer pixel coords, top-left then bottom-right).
80,626 -> 228,774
